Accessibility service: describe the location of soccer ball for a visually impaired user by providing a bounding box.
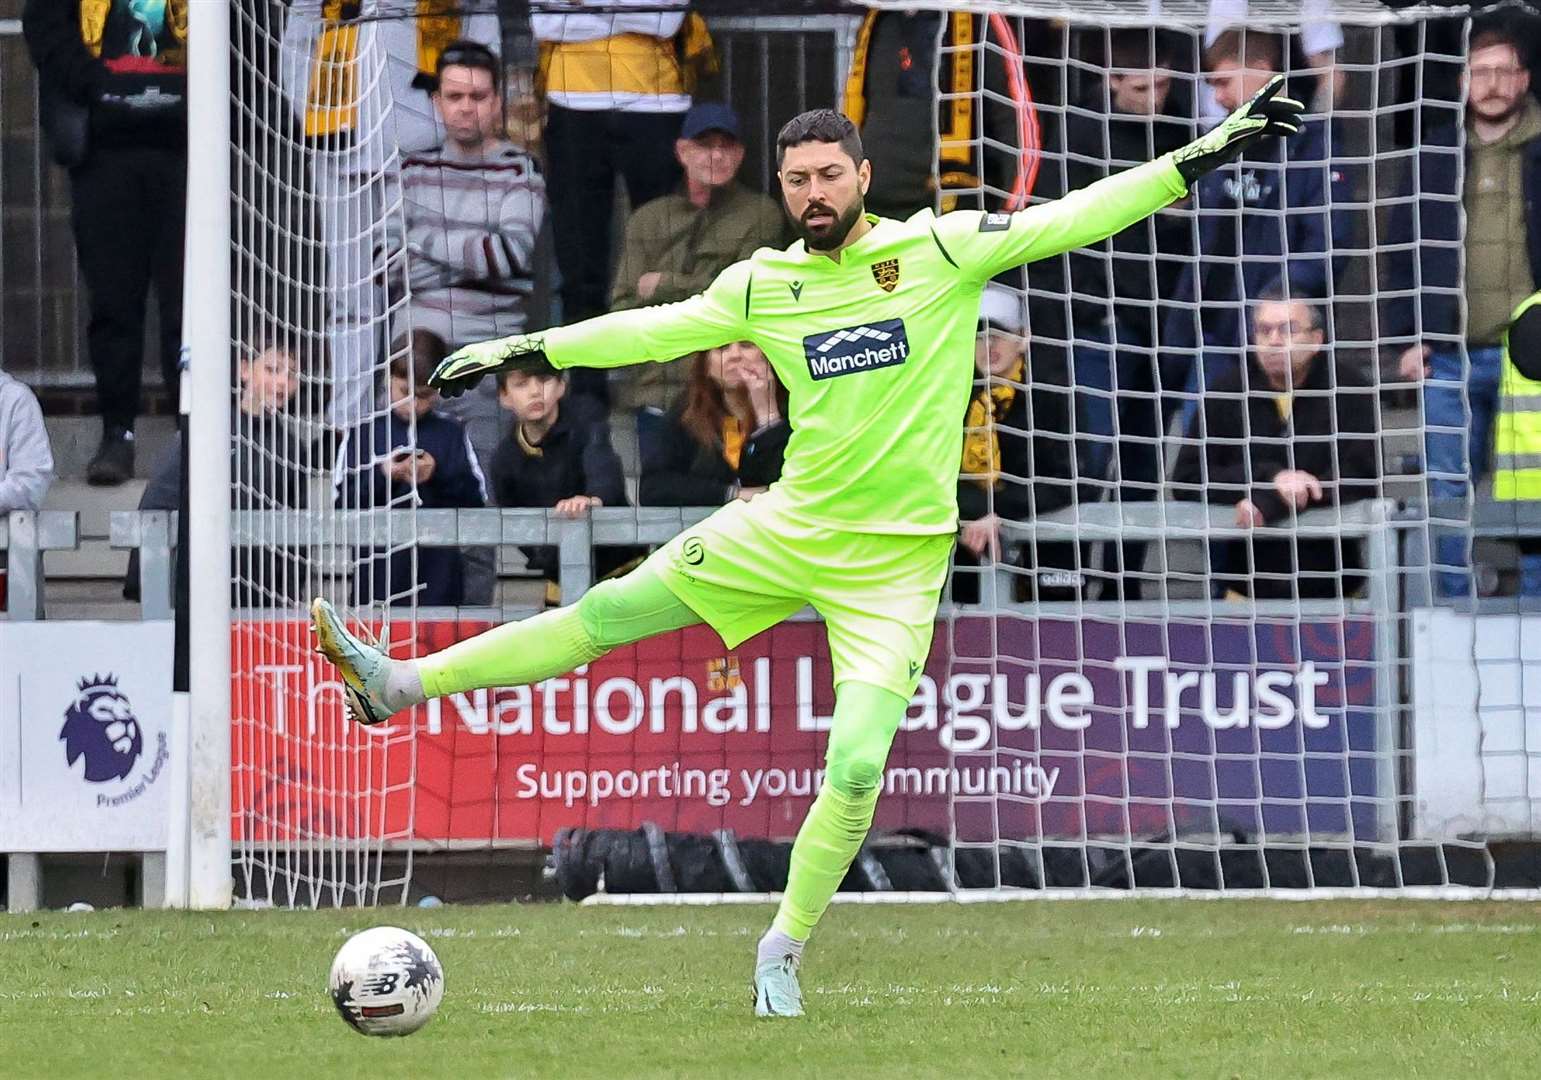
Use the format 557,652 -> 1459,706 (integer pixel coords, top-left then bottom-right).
328,926 -> 444,1036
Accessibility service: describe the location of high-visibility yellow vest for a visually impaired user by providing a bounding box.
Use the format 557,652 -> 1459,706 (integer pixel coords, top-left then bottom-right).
1492,288 -> 1541,500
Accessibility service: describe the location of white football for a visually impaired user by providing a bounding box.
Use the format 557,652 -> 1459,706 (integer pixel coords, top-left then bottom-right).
328,926 -> 444,1036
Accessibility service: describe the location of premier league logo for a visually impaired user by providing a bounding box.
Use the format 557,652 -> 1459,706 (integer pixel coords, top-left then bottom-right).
59,673 -> 142,783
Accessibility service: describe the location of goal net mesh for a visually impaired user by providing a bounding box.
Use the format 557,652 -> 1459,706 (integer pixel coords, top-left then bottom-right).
213,0 -> 1540,904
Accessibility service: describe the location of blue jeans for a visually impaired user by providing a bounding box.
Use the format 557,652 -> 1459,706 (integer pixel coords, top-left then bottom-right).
1424,345 -> 1503,596
1073,324 -> 1161,485
1522,554 -> 1541,598
1075,322 -> 1162,599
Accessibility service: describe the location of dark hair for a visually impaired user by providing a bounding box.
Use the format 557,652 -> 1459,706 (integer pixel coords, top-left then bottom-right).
1252,280 -> 1328,336
775,109 -> 863,168
389,329 -> 447,385
1469,22 -> 1533,69
495,366 -> 564,392
1107,29 -> 1176,72
1204,26 -> 1284,73
435,39 -> 501,89
680,346 -> 788,455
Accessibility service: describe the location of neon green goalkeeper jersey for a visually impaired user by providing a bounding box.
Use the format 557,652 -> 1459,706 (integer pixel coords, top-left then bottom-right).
537,157 -> 1187,534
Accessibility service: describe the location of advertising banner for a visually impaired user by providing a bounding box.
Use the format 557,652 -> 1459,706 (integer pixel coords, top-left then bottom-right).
0,622 -> 174,851
232,614 -> 1380,846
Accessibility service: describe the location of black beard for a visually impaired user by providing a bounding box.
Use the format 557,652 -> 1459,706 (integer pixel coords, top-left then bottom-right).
792,199 -> 865,251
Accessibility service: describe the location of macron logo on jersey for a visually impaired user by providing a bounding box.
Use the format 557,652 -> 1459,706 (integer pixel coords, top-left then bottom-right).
803,319 -> 910,381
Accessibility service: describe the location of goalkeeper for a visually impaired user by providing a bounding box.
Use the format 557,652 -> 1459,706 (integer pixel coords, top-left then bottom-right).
313,80 -> 1302,1017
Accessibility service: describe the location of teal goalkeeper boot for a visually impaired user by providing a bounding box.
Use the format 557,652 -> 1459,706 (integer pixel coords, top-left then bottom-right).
752,956 -> 805,1018
310,598 -> 395,726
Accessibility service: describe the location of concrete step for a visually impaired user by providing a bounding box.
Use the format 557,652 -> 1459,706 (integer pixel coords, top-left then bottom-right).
43,415 -> 178,482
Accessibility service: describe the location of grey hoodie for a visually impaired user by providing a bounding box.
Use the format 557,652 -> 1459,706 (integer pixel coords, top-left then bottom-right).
0,370 -> 54,511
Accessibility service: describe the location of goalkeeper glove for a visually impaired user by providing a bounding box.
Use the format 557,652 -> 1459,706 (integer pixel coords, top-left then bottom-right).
427,334 -> 557,398
1171,74 -> 1304,189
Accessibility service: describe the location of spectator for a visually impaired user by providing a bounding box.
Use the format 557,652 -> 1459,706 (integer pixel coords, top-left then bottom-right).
1165,27 -> 1350,437
1199,0 -> 1345,115
842,10 -> 1025,219
490,367 -> 633,604
639,342 -> 790,506
23,0 -> 188,486
127,346 -> 310,607
1066,29 -> 1193,599
335,331 -> 486,607
534,1 -> 715,403
387,39 -> 547,477
280,2 -> 502,430
1492,289 -> 1541,594
0,366 -> 54,514
0,365 -> 53,612
1173,286 -> 1380,600
1388,23 -> 1540,597
611,104 -> 785,412
953,286 -> 1084,605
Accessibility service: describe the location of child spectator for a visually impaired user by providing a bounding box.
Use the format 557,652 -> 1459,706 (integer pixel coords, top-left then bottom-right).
127,345 -> 310,607
491,366 -> 632,603
953,287 -> 1084,605
639,342 -> 789,507
335,330 -> 486,607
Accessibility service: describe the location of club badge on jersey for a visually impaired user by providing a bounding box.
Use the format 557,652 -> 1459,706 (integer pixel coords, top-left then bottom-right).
870,258 -> 900,293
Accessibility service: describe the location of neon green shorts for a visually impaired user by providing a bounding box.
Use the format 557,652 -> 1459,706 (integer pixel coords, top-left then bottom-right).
648,492 -> 954,700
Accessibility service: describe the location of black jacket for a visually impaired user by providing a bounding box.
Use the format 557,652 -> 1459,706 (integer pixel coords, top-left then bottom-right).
953,371 -> 1088,602
639,397 -> 789,507
1064,97 -> 1192,344
125,409 -> 310,607
23,0 -> 188,161
491,395 -> 626,511
1173,352 -> 1381,599
336,408 -> 486,607
490,395 -> 629,581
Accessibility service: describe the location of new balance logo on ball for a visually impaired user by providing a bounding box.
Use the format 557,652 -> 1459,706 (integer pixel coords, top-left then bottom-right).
802,319 -> 910,380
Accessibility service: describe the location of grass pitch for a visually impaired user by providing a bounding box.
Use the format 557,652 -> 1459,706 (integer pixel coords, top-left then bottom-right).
6,899 -> 1541,1079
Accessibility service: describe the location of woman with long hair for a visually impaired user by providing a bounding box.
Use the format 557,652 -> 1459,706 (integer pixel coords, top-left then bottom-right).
640,340 -> 790,505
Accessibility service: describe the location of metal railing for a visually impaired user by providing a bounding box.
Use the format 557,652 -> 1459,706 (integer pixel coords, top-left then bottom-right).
3,502 -> 1418,622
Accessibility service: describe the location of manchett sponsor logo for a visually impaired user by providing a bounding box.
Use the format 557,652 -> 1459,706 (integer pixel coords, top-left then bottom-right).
802,318 -> 910,380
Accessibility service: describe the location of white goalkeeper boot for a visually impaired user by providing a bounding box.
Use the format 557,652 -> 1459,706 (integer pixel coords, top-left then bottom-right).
752,956 -> 805,1018
310,598 -> 396,726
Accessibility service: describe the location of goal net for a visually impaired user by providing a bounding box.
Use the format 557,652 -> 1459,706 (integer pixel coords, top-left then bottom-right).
200,0 -> 1541,907
225,0 -> 501,907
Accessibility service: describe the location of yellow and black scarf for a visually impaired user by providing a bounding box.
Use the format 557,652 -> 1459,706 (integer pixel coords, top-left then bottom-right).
960,358 -> 1023,486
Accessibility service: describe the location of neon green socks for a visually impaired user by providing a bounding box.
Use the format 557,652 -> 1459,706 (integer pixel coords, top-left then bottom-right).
770,682 -> 908,942
417,604 -> 600,699
416,567 -> 701,699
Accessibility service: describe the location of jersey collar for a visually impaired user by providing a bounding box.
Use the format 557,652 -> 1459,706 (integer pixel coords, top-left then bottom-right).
791,213 -> 886,267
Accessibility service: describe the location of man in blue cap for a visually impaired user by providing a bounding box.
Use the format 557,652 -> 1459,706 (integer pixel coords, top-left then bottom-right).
611,102 -> 786,411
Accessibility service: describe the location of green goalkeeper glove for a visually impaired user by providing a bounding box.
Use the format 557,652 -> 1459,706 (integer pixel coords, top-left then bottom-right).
428,334 -> 558,398
1171,74 -> 1304,189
